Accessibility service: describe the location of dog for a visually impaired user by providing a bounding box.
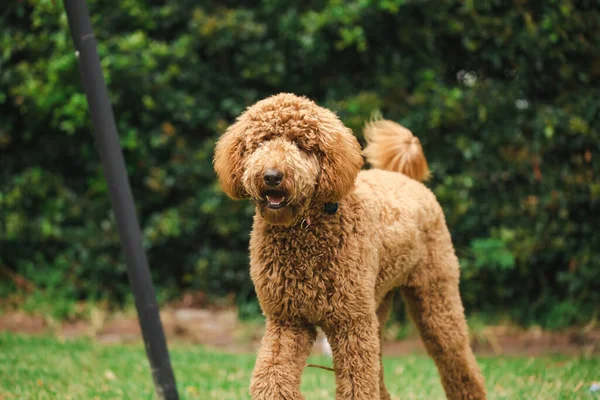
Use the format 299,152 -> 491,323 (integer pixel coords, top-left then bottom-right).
213,93 -> 486,399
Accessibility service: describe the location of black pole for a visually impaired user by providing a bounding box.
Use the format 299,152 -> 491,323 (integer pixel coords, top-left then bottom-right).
63,1 -> 179,399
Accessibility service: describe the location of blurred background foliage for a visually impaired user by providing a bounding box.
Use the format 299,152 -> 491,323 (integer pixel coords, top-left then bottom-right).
1,0 -> 598,328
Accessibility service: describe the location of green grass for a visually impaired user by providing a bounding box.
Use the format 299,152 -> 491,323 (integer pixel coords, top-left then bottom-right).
0,333 -> 598,399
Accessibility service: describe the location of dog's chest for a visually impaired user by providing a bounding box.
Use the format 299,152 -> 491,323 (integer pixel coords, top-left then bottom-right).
249,227 -> 347,324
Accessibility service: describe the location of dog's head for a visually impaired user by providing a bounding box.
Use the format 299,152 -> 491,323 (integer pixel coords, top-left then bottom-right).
213,93 -> 363,226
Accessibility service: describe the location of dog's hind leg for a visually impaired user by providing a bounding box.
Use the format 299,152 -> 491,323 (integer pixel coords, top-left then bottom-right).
249,319 -> 316,400
400,280 -> 486,400
397,213 -> 486,399
376,292 -> 394,400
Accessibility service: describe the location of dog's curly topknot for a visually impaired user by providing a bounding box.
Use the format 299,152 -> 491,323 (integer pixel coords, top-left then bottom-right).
363,119 -> 430,182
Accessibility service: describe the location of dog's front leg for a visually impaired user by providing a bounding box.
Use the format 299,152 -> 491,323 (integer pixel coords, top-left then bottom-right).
324,314 -> 381,399
249,318 -> 316,400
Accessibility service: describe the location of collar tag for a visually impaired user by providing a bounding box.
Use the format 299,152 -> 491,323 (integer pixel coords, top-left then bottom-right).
324,202 -> 338,215
300,217 -> 311,229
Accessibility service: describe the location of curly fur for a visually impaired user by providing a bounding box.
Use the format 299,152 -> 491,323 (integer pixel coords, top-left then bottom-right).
213,93 -> 486,399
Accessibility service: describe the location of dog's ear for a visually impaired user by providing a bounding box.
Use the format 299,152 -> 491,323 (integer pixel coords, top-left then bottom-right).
315,111 -> 364,203
213,117 -> 248,200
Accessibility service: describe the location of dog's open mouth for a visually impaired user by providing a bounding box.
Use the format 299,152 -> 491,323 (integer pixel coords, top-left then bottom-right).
263,190 -> 287,209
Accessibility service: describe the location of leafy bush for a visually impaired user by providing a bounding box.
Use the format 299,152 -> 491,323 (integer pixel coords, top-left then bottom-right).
1,0 -> 598,327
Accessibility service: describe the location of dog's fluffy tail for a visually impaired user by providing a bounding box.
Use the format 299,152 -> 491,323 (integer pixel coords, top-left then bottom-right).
363,119 -> 430,182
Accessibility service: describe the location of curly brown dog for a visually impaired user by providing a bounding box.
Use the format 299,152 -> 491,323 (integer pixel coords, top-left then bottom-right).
213,93 -> 486,399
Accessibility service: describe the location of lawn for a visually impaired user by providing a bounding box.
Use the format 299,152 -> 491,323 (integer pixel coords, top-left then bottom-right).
0,333 -> 597,399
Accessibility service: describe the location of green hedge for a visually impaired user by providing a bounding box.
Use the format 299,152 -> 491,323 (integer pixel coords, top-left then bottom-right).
1,0 -> 598,327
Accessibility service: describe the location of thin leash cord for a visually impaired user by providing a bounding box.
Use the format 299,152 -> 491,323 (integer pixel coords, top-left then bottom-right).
306,363 -> 335,372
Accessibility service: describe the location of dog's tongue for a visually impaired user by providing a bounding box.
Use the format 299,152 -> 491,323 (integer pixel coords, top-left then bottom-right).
267,195 -> 284,205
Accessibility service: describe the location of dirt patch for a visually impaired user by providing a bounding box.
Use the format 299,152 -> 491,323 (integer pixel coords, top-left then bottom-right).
1,309 -> 598,357
60,320 -> 90,339
467,325 -> 600,357
0,312 -> 47,335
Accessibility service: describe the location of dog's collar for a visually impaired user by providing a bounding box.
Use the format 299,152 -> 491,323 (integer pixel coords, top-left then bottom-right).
300,202 -> 338,229
324,202 -> 338,215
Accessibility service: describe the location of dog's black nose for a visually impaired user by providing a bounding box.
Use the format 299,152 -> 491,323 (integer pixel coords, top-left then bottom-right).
264,169 -> 283,187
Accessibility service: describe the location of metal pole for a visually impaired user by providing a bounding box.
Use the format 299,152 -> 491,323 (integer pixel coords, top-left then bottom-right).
63,1 -> 179,399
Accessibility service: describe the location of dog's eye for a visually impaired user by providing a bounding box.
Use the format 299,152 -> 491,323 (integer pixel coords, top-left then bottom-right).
291,139 -> 303,150
294,142 -> 312,155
